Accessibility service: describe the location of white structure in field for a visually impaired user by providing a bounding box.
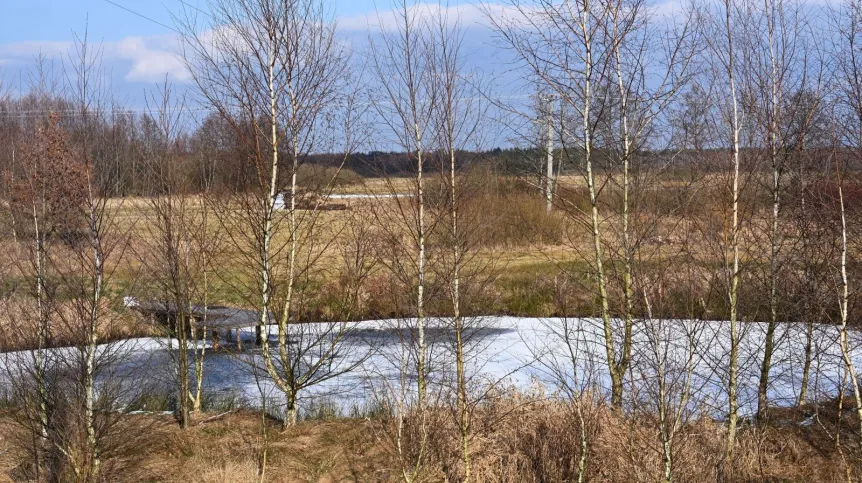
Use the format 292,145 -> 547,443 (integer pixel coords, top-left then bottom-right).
274,192 -> 414,210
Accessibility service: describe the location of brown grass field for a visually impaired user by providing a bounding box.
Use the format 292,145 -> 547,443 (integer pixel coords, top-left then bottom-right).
1,397 -> 859,482
1,172 -> 861,480
1,170 -> 857,351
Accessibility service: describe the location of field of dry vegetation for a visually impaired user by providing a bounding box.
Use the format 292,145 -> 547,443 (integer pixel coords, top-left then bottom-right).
2,168 -> 862,481
8,0 -> 862,479
2,397 -> 860,482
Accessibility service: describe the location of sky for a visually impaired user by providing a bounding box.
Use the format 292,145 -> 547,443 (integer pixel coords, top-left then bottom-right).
0,0 -> 686,148
0,0 -> 406,43
0,1 -> 498,97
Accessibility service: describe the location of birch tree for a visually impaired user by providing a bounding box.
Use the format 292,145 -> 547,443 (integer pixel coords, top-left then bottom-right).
831,0 -> 862,446
490,0 -> 691,408
7,112 -> 64,480
832,150 -> 862,447
427,5 -> 489,479
136,81 -> 219,428
489,0 -> 629,407
179,0 -> 362,429
24,33 -> 134,480
367,3 -> 440,479
743,0 -> 821,422
59,35 -> 109,480
370,2 -> 436,426
601,0 -> 693,413
700,0 -> 745,460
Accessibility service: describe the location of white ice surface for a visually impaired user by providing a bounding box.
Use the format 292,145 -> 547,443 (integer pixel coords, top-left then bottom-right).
1,317 -> 858,419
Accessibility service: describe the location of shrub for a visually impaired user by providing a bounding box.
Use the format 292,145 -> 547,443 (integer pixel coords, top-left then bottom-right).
296,164 -> 363,190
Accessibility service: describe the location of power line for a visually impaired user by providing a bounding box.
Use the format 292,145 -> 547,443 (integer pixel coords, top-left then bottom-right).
101,0 -> 180,33
0,95 -> 534,118
0,106 -> 214,118
175,0 -> 210,18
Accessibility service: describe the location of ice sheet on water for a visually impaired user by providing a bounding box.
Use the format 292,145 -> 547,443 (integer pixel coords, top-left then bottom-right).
1,317 -> 858,419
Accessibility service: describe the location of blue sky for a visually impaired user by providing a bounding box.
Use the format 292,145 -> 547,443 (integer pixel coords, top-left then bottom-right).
0,0 -> 693,149
0,0 -> 393,43
0,1 -> 502,101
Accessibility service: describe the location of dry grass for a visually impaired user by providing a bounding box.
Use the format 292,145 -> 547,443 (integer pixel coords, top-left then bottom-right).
0,410 -> 388,482
1,393 -> 860,481
3,172 -> 860,329
379,392 -> 862,482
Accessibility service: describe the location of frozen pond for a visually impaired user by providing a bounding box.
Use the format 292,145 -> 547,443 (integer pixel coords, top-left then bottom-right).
1,317 -> 858,419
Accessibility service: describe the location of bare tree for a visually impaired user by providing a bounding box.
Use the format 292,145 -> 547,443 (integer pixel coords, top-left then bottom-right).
700,0 -> 745,460
601,0 -> 694,415
6,112 -> 64,480
742,0 -> 822,422
488,0 -> 628,407
489,0 -> 692,408
833,151 -> 862,447
368,2 -> 437,480
371,0 -> 436,413
178,0 -> 363,430
426,4 -> 491,479
50,33 -> 127,480
831,0 -> 862,446
4,34 -> 136,480
135,80 -> 220,428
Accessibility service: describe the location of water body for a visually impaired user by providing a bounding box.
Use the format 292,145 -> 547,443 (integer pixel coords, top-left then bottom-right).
1,317 -> 857,419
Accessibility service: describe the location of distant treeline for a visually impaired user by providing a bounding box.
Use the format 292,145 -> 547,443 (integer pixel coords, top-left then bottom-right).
0,95 -> 531,196
1,94 -> 858,198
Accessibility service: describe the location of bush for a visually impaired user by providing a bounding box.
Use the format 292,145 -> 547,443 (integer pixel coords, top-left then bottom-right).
376,390 -> 852,482
296,164 -> 363,190
424,167 -> 568,248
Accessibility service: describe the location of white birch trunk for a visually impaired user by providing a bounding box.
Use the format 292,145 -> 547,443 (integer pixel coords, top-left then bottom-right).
726,21 -> 741,465
836,179 -> 862,445
758,0 -> 782,421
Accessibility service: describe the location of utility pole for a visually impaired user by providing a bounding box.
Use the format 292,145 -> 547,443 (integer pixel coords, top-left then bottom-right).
544,93 -> 555,213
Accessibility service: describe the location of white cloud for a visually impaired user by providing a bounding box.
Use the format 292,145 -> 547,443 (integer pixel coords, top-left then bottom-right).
0,40 -> 72,58
0,35 -> 187,84
652,0 -> 691,20
111,36 -> 189,82
1,3 -> 531,83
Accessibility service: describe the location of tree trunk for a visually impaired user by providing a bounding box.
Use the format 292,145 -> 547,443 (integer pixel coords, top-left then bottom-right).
613,15 -> 635,408
177,315 -> 191,428
758,0 -> 781,422
84,194 -> 104,480
416,129 -> 427,408
723,0 -> 742,460
578,1 -> 620,408
836,180 -> 862,446
798,320 -> 814,406
31,195 -> 49,475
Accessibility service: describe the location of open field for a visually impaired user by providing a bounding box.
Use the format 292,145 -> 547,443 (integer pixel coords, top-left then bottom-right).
7,0 -> 862,477
2,164 -> 861,479
2,169 -> 856,353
